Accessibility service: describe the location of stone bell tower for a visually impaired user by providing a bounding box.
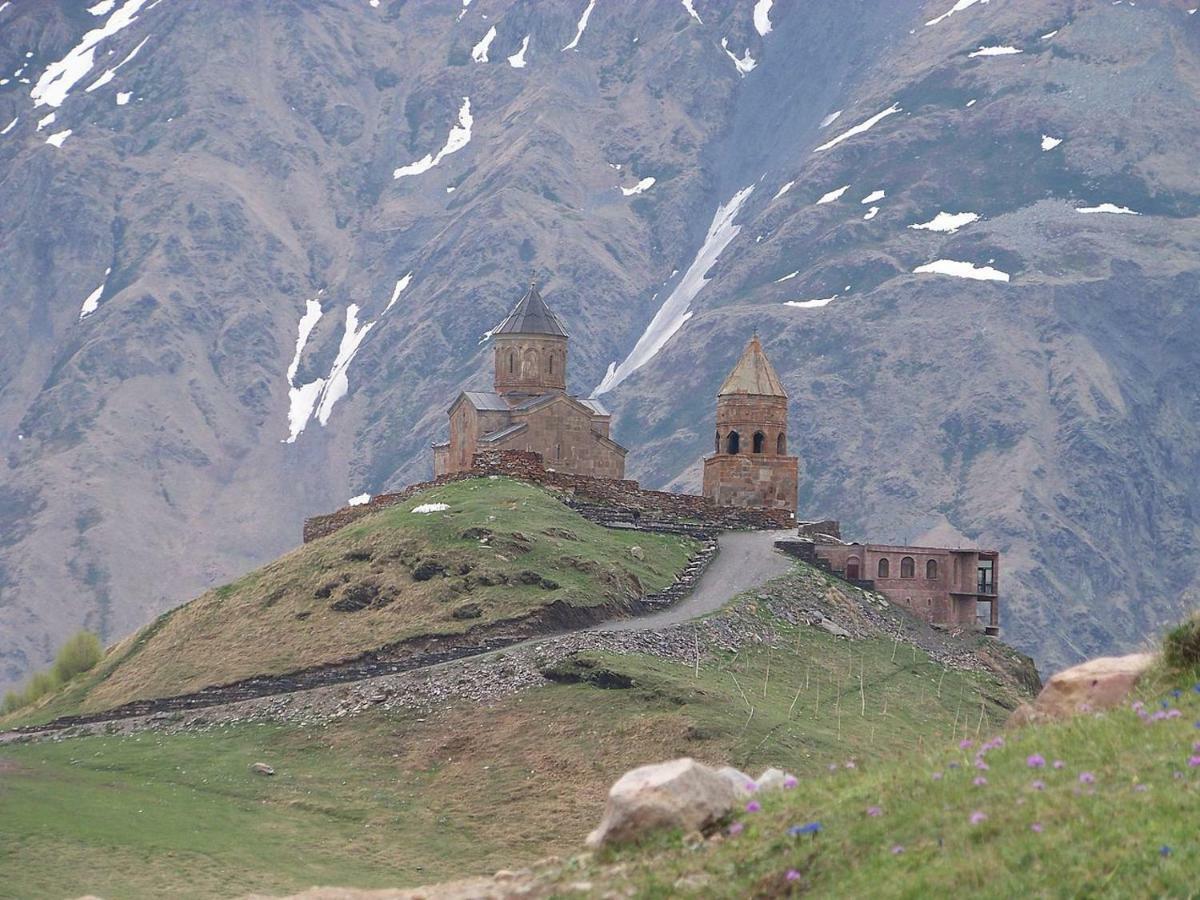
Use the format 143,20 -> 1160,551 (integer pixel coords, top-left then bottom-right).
702,335 -> 799,515
492,282 -> 568,399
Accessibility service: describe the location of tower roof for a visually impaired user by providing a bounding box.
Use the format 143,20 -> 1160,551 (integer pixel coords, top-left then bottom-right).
718,335 -> 788,398
493,282 -> 569,337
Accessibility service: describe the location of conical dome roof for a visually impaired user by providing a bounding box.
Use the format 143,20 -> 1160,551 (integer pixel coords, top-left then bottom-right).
718,335 -> 788,398
493,282 -> 568,337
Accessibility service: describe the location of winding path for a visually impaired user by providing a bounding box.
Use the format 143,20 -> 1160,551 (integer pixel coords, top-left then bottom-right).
1,529 -> 795,740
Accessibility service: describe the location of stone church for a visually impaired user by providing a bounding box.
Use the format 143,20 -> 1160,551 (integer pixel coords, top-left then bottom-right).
703,335 -> 800,514
432,283 -> 627,478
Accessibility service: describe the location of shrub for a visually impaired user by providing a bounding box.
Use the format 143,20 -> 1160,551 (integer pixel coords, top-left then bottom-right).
52,631 -> 104,683
1163,613 -> 1200,671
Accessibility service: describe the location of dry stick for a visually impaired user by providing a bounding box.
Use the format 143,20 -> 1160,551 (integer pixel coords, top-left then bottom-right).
937,667 -> 947,698
730,673 -> 753,711
694,633 -> 700,679
815,680 -> 821,718
789,684 -> 803,718
763,646 -> 771,699
805,665 -> 811,691
975,696 -> 986,736
743,706 -> 756,731
859,665 -> 866,717
891,630 -> 901,663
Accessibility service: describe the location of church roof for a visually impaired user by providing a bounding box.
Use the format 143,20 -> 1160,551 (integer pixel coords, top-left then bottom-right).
493,282 -> 569,337
462,391 -> 509,411
718,335 -> 788,398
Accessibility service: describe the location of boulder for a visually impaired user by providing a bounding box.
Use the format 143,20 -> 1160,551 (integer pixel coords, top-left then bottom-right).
716,765 -> 758,795
585,758 -> 740,848
250,762 -> 275,776
756,767 -> 790,792
629,546 -> 645,561
1008,652 -> 1156,726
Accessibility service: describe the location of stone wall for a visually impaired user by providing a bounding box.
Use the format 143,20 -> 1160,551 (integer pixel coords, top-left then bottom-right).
302,449 -> 792,544
702,453 -> 799,514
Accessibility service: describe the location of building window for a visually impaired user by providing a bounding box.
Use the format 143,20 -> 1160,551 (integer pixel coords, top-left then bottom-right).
901,556 -> 915,578
878,558 -> 890,578
555,443 -> 562,459
777,433 -> 786,455
508,353 -> 514,374
926,559 -> 938,580
714,430 -> 721,453
549,354 -> 554,375
726,430 -> 740,454
753,431 -> 765,454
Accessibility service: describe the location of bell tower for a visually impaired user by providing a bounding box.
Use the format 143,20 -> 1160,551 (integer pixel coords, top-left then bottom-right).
702,335 -> 799,515
492,282 -> 569,398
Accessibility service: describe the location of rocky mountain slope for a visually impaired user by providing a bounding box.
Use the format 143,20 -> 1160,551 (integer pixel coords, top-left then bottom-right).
1,0 -> 1198,687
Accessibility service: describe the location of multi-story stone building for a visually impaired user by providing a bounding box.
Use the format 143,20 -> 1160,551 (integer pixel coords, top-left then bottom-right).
702,335 -> 799,515
432,283 -> 626,479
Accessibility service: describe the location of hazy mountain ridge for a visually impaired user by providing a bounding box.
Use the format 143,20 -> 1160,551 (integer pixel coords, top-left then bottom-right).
1,0 -> 1198,687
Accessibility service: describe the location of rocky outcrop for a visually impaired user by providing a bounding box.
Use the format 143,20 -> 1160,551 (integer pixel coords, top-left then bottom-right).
1008,652 -> 1157,726
585,758 -> 740,849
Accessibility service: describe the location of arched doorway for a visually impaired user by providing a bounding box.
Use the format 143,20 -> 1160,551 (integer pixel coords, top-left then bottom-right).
752,431 -> 765,454
726,430 -> 740,454
846,556 -> 861,580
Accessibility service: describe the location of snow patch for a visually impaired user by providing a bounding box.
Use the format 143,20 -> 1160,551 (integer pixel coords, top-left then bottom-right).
45,128 -> 72,147
814,103 -> 901,152
32,0 -> 153,108
595,184 -> 755,395
1041,29 -> 1059,38
471,25 -> 497,62
775,271 -> 799,283
86,34 -> 150,94
720,38 -> 757,75
863,206 -> 879,220
621,177 -> 656,196
116,91 -> 131,105
393,97 -> 473,179
508,35 -> 530,67
753,0 -> 773,35
411,503 -> 449,514
817,184 -> 850,204
315,305 -> 375,426
284,299 -> 325,443
562,0 -> 596,51
772,180 -> 794,201
908,211 -> 979,233
0,117 -> 16,136
861,189 -> 885,204
348,493 -> 371,506
1041,135 -> 1062,151
89,0 -> 117,13
966,99 -> 977,107
784,296 -> 837,309
36,111 -> 56,131
384,273 -> 413,312
682,0 -> 703,24
969,45 -> 1022,58
1078,203 -> 1139,215
914,259 -> 1010,282
819,110 -> 842,128
926,0 -> 989,27
79,267 -> 111,319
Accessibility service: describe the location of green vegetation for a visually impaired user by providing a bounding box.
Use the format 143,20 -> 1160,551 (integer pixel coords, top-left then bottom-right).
1,631 -> 102,715
3,478 -> 694,725
1163,612 -> 1200,671
0,598 -> 1017,899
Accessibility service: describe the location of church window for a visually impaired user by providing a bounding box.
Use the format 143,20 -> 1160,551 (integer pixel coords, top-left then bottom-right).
714,431 -> 721,453
508,353 -> 514,374
726,430 -> 740,454
901,556 -> 915,578
776,433 -> 786,455
926,559 -> 938,580
753,431 -> 765,454
549,354 -> 554,375
878,558 -> 890,578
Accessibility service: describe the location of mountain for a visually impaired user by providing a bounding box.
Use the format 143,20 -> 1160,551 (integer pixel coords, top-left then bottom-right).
1,0 -> 1199,688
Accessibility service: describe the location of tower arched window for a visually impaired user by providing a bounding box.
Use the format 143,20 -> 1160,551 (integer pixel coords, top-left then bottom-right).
753,431 -> 765,454
508,352 -> 514,374
926,559 -> 939,580
548,353 -> 554,375
726,430 -> 740,454
901,556 -> 915,578
878,558 -> 890,578
714,431 -> 721,454
777,433 -> 786,455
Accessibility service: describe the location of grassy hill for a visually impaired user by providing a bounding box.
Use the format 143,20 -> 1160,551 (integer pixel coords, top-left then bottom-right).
0,567 -> 1033,899
5,477 -> 696,726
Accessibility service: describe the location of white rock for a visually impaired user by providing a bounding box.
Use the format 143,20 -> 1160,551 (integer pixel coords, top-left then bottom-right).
716,765 -> 758,794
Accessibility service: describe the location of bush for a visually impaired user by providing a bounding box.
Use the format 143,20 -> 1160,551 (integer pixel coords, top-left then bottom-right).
1163,613 -> 1200,671
52,631 -> 103,683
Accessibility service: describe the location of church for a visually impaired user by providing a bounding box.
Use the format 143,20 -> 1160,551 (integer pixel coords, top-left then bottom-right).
432,283 -> 627,479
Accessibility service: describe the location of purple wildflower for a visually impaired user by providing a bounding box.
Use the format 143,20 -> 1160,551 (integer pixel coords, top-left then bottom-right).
1172,689 -> 1182,699
745,781 -> 759,792
1160,845 -> 1172,857
783,775 -> 798,789
845,760 -> 857,769
1188,756 -> 1200,768
891,844 -> 904,855
1031,779 -> 1045,791
788,822 -> 822,836
1052,760 -> 1065,770
1027,754 -> 1046,768
932,771 -> 944,781
1134,784 -> 1150,793
975,759 -> 990,771
828,763 -> 838,772
746,801 -> 762,813
959,739 -> 974,750
1079,772 -> 1095,784
973,776 -> 988,787
867,806 -> 883,817
785,869 -> 801,882
728,822 -> 744,836
1031,823 -> 1044,833
969,811 -> 987,825
1167,709 -> 1183,719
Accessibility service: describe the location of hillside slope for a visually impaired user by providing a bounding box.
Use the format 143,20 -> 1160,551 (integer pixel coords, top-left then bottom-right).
0,559 -> 1036,899
1,0 -> 1198,687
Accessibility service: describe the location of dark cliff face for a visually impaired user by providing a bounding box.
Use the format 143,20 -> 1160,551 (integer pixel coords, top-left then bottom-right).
1,0 -> 1197,687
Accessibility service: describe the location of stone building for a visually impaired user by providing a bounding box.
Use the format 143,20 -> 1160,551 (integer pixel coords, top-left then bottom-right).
702,335 -> 799,515
432,283 -> 626,479
808,536 -> 1000,634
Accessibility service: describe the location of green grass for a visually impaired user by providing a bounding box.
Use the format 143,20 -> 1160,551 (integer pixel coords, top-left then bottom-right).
572,665 -> 1200,898
0,595 -> 1022,899
4,477 -> 695,725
